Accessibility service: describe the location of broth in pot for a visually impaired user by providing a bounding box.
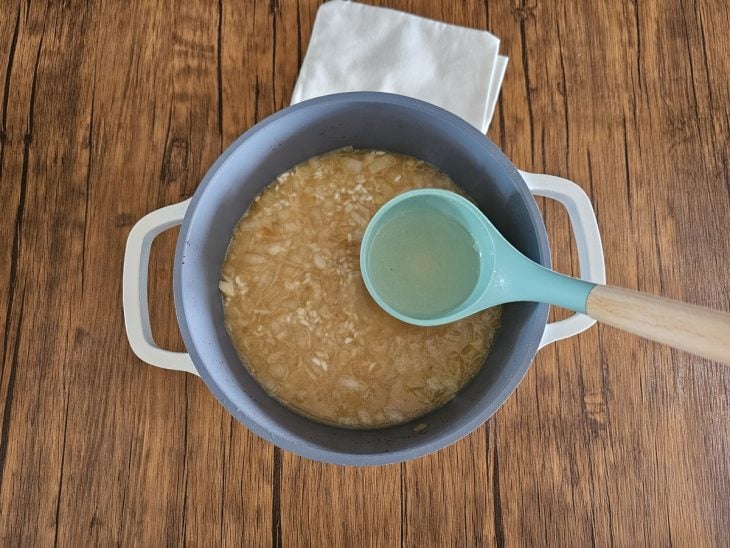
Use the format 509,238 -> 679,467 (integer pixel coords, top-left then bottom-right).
220,148 -> 501,428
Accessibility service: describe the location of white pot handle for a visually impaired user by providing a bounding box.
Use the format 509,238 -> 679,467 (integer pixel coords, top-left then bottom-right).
122,199 -> 198,375
518,171 -> 607,349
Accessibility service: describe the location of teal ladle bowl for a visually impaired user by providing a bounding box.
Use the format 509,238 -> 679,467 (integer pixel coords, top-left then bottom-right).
360,189 -> 730,364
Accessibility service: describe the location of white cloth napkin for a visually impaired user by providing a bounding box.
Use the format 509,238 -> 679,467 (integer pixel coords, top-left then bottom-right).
291,0 -> 508,133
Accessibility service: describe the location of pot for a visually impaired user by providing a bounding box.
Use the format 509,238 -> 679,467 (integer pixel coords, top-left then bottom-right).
123,92 -> 605,465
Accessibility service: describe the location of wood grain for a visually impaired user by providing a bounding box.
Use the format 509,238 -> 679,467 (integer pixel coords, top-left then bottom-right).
0,0 -> 728,546
586,285 -> 730,364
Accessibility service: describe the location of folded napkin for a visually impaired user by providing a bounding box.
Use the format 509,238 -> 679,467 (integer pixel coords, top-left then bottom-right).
291,0 -> 508,133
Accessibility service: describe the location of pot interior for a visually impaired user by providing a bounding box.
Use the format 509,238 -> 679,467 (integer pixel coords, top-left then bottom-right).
175,93 -> 550,465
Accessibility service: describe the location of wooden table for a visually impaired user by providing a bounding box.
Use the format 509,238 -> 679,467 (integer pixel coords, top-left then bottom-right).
1,0 -> 728,545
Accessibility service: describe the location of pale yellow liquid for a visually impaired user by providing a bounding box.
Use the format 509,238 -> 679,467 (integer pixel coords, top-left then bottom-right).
367,208 -> 480,319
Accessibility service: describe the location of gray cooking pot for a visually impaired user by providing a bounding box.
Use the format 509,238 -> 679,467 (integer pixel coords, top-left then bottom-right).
123,92 -> 604,465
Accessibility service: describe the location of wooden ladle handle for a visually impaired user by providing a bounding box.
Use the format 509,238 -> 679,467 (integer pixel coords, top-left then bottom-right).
586,285 -> 730,364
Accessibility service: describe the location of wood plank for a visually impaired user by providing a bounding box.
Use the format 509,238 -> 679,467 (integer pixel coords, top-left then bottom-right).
280,456 -> 401,547
55,1 -> 189,544
490,0 -> 730,545
0,1 -> 85,544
